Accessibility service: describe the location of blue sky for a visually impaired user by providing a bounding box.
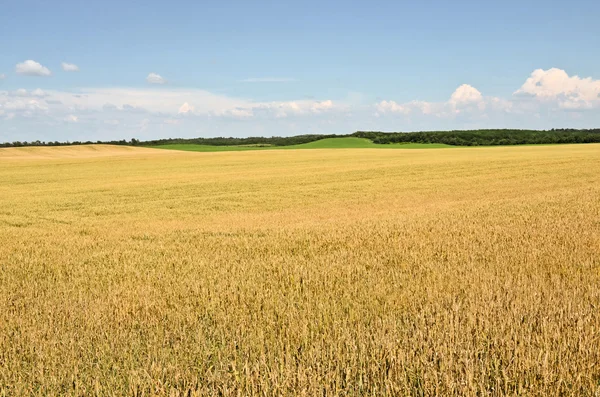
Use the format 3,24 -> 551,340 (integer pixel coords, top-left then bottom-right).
1,0 -> 600,142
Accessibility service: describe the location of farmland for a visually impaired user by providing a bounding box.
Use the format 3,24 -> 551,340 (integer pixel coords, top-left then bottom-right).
1,144 -> 599,396
149,137 -> 451,152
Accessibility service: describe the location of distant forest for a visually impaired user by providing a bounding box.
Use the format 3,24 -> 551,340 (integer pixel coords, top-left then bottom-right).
0,134 -> 340,148
2,129 -> 600,148
355,129 -> 600,146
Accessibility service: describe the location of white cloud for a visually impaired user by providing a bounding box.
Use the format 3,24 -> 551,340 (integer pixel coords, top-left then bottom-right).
258,102 -> 301,118
377,84 -> 492,118
488,97 -> 513,112
254,100 -> 338,118
375,100 -> 411,115
12,89 -> 30,97
146,73 -> 166,84
0,74 -> 5,80
32,88 -> 46,97
33,87 -> 338,122
211,107 -> 255,119
514,68 -> 600,110
15,60 -> 52,76
410,101 -> 435,115
178,102 -> 194,114
64,115 -> 78,123
558,98 -> 594,110
311,100 -> 334,113
240,77 -> 295,83
229,108 -> 254,118
1,97 -> 48,112
8,88 -> 47,98
448,84 -> 486,113
449,84 -> 483,106
61,62 -> 80,72
45,87 -> 251,116
375,99 -> 443,117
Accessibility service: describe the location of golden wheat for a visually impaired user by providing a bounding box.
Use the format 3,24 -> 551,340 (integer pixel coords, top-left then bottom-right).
0,144 -> 599,396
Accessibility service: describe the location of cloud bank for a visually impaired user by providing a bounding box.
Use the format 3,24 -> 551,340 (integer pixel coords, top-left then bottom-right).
375,68 -> 600,122
240,77 -> 295,83
1,68 -> 599,142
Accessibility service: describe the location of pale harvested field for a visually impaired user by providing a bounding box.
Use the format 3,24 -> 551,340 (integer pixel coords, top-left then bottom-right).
0,144 -> 599,396
0,144 -> 159,160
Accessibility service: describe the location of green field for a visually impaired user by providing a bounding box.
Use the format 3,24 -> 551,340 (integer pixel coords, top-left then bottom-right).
148,137 -> 452,152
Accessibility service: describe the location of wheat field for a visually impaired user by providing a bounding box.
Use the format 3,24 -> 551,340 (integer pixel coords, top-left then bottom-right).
0,144 -> 599,396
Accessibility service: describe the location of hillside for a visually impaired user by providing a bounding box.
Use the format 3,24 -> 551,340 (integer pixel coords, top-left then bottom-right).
150,138 -> 451,152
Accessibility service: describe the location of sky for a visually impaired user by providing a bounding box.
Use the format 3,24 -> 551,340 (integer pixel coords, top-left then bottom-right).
1,0 -> 600,142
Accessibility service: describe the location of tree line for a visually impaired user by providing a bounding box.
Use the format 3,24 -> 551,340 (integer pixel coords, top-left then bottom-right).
0,139 -> 134,148
2,129 -> 600,148
353,129 -> 600,146
141,134 -> 341,147
0,135 -> 341,148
